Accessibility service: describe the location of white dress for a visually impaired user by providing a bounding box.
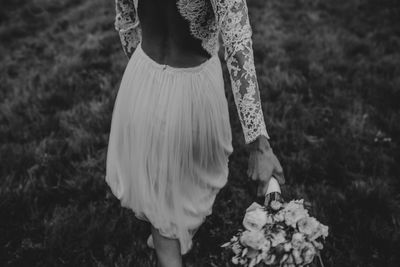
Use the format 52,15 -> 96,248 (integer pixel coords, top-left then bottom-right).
106,0 -> 270,255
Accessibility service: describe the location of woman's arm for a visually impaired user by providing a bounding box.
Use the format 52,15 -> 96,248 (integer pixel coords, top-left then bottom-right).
114,0 -> 141,58
220,0 -> 269,145
220,0 -> 285,190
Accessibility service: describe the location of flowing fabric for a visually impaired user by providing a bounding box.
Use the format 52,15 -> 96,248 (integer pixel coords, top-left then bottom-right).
105,43 -> 233,254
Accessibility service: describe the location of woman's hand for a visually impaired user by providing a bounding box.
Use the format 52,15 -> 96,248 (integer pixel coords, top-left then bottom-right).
246,136 -> 285,197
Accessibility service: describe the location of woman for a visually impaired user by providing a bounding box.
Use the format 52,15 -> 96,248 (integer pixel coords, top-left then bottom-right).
105,0 -> 285,266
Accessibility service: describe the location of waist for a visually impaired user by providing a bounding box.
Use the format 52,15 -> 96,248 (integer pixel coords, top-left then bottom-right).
139,36 -> 213,65
134,42 -> 219,73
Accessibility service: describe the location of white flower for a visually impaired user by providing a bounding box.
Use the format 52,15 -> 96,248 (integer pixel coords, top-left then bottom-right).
292,248 -> 303,265
302,242 -> 316,264
243,202 -> 268,231
284,204 -> 309,228
240,230 -> 268,250
273,211 -> 285,222
283,242 -> 292,252
232,256 -> 239,265
271,229 -> 286,247
320,223 -> 329,238
291,232 -> 305,249
270,200 -> 283,210
301,219 -> 329,241
298,217 -> 319,236
261,239 -> 271,253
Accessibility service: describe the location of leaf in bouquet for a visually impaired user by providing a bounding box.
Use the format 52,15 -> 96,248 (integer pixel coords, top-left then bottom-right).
285,253 -> 295,265
262,253 -> 276,265
221,242 -> 231,248
312,240 -> 324,250
256,253 -> 264,264
248,257 -> 257,267
279,253 -> 289,265
241,247 -> 248,257
232,243 -> 242,255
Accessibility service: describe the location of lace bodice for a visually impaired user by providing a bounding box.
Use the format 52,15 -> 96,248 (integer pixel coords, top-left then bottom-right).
114,0 -> 270,144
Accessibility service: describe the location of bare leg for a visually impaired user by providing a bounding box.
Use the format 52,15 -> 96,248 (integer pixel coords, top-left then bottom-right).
151,225 -> 183,267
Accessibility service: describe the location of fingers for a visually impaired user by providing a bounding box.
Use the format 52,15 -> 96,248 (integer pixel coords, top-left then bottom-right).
251,155 -> 259,181
272,155 -> 285,185
248,150 -> 286,186
246,153 -> 254,178
273,170 -> 285,185
257,180 -> 269,197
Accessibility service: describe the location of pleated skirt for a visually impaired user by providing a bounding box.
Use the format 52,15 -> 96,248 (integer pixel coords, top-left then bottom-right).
105,42 -> 233,254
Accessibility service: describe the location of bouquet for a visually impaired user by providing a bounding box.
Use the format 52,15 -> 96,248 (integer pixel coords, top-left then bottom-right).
221,178 -> 328,267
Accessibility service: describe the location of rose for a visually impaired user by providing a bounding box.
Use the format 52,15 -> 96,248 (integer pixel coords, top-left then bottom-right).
271,229 -> 286,247
240,230 -> 268,250
274,211 -> 285,222
270,200 -> 283,210
299,218 -> 329,241
283,242 -> 292,252
291,232 -> 305,249
320,223 -> 329,238
302,242 -> 316,264
283,200 -> 305,211
243,202 -> 269,231
292,248 -> 303,265
284,203 -> 309,228
297,217 -> 319,236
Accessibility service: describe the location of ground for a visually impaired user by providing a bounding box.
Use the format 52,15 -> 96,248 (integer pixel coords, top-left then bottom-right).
0,0 -> 399,266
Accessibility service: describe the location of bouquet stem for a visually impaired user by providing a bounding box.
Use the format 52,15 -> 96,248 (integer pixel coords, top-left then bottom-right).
264,177 -> 284,207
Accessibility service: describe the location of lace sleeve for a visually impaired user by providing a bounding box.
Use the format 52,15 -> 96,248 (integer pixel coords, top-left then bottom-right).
114,0 -> 141,58
220,0 -> 270,144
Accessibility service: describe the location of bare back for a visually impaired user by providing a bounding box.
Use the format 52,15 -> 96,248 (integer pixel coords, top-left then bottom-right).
137,0 -> 211,68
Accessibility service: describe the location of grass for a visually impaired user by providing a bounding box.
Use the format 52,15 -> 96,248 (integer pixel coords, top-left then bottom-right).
0,0 -> 399,266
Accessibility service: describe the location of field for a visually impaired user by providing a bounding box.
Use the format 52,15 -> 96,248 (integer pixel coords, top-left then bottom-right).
0,0 -> 399,266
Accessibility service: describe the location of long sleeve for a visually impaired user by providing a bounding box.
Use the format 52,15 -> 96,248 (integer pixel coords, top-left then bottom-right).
219,0 -> 270,144
114,0 -> 141,58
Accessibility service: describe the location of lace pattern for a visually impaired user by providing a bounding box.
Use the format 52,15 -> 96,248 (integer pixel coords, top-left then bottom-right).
219,0 -> 269,144
176,0 -> 219,55
114,0 -> 141,58
114,0 -> 269,144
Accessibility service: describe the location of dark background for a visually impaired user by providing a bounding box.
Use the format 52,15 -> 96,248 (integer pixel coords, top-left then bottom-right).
0,0 -> 399,266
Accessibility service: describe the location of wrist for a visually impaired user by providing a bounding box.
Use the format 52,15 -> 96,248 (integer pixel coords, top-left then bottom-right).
248,135 -> 272,151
